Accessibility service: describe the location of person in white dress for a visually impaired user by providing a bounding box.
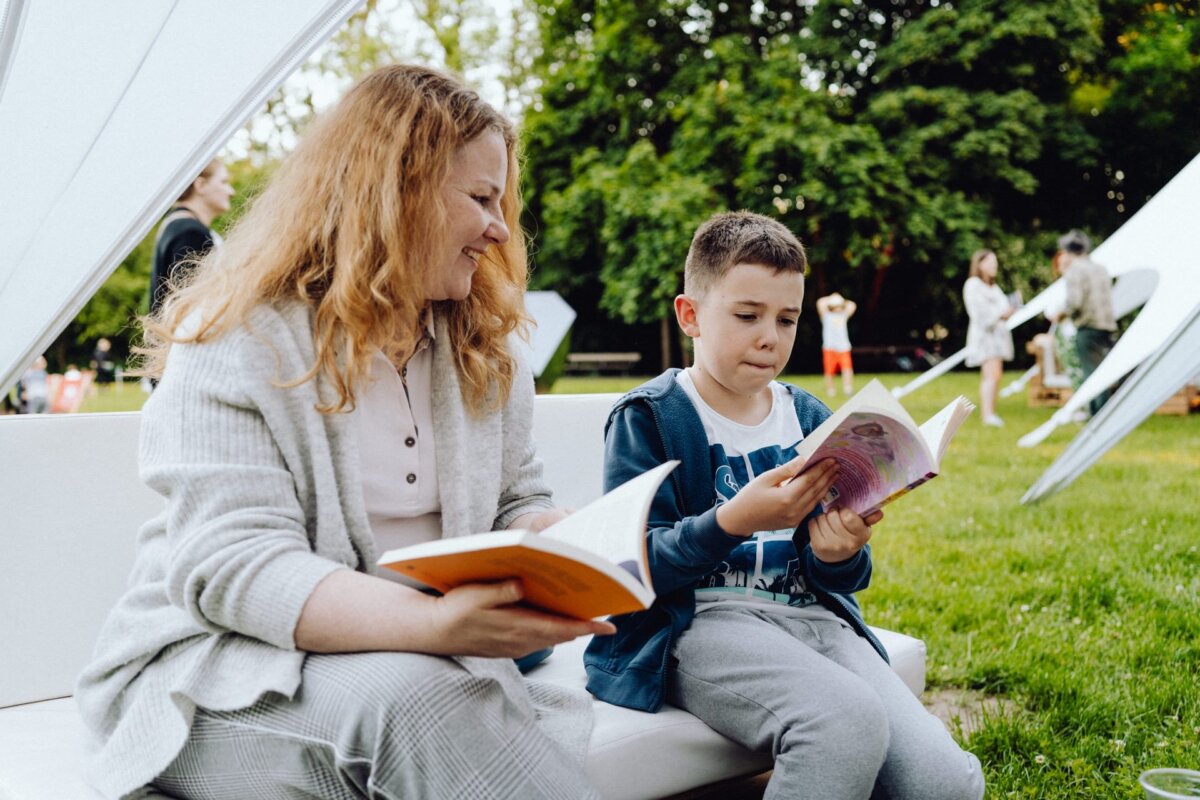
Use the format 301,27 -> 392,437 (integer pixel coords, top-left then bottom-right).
963,249 -> 1015,427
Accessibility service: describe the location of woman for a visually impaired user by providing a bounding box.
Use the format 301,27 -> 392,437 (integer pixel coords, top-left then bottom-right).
76,65 -> 612,800
150,156 -> 234,315
963,249 -> 1015,427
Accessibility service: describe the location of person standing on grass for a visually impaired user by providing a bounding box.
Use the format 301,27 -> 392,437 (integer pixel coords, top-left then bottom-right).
593,211 -> 984,800
963,249 -> 1015,427
816,291 -> 857,397
1049,229 -> 1117,418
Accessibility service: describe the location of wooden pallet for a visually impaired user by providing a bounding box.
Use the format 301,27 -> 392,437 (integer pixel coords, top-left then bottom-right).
1154,384 -> 1199,416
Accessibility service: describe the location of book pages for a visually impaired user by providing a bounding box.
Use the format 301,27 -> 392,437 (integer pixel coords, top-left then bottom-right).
540,460 -> 677,589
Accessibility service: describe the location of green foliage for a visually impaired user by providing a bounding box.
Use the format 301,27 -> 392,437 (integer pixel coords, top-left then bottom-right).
523,0 -> 1198,364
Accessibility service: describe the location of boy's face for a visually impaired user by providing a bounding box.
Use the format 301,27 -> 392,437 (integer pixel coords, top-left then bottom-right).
677,262 -> 804,401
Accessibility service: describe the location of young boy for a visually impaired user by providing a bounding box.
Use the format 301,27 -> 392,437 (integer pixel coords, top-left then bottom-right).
585,212 -> 983,800
817,291 -> 857,396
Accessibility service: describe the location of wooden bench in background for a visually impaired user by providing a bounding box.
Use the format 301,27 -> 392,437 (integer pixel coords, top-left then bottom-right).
565,351 -> 643,375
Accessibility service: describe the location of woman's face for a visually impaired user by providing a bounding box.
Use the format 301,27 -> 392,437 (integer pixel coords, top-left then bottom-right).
979,252 -> 998,280
428,129 -> 511,302
194,162 -> 234,218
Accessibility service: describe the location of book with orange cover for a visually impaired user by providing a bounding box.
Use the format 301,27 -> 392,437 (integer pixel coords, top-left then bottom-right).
378,460 -> 677,619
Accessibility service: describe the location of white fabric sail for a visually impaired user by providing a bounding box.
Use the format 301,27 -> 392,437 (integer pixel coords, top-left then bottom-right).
1022,302 -> 1200,503
0,0 -> 364,393
1015,153 -> 1200,448
890,152 -> 1200,500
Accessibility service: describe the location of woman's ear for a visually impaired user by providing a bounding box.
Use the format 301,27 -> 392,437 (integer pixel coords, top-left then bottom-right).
675,294 -> 701,338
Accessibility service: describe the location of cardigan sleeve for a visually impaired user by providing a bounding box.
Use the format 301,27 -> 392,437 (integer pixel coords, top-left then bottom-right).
492,349 -> 555,530
142,327 -> 344,651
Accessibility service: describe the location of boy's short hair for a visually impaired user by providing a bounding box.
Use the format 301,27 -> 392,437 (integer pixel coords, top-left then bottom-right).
684,211 -> 807,296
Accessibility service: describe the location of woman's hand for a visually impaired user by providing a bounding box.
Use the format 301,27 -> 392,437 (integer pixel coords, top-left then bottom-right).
510,507 -> 573,533
808,508 -> 883,563
295,570 -> 611,657
716,458 -> 839,537
427,580 -> 615,658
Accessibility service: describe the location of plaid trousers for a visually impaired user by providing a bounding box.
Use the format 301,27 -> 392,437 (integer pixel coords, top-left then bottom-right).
153,651 -> 599,800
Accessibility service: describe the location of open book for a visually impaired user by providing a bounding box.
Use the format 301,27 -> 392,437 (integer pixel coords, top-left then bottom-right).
378,460 -> 678,619
794,380 -> 974,516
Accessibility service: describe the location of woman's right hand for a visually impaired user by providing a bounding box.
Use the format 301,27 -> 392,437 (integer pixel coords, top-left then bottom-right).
427,580 -> 615,659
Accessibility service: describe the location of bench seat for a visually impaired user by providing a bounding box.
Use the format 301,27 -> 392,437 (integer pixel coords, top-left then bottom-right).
0,396 -> 926,799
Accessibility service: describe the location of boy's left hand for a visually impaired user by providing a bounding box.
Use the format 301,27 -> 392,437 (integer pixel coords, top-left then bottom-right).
807,508 -> 883,563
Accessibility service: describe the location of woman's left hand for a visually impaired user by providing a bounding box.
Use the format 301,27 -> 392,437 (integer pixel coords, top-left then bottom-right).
511,507 -> 573,533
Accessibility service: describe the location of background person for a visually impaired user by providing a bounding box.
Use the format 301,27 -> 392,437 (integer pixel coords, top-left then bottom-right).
76,65 -> 611,800
816,291 -> 857,397
149,156 -> 233,315
90,338 -> 117,393
963,248 -> 1015,427
17,355 -> 50,414
1049,229 -> 1117,417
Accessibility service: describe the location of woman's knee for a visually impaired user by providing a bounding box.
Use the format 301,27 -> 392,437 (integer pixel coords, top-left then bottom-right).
304,652 -> 485,740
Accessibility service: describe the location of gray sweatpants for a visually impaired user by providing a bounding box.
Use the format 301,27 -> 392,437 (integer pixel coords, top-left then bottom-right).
153,651 -> 600,800
668,605 -> 985,800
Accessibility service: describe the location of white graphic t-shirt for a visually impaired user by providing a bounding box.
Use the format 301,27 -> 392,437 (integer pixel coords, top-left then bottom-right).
676,371 -> 836,618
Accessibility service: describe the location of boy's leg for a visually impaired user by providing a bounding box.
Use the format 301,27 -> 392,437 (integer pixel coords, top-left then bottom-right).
153,651 -> 599,800
807,617 -> 985,800
823,350 -> 838,396
840,352 -> 855,395
668,606 -> 890,800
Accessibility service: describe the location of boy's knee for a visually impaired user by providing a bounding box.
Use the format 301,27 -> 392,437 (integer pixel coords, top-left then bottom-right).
781,683 -> 890,767
912,750 -> 985,800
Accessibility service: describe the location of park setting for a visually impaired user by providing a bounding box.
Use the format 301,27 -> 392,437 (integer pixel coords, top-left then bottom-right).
2,1 -> 1198,799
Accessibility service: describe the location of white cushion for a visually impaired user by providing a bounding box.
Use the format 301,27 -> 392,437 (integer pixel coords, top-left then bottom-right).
0,401 -> 926,800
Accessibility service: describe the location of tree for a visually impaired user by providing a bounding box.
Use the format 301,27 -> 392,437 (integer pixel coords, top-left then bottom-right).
524,0 -> 1198,368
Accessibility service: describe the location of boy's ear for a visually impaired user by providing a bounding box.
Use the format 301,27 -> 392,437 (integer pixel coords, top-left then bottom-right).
674,294 -> 701,337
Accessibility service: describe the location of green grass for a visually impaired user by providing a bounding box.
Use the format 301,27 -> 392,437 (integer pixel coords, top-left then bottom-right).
75,370 -> 1200,796
560,371 -> 1200,797
77,381 -> 151,413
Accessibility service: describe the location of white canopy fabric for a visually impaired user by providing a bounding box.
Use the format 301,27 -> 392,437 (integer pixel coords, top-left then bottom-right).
1016,153 -> 1200,448
521,290 -> 577,378
0,0 -> 364,393
1022,302 -> 1200,503
891,152 -> 1200,500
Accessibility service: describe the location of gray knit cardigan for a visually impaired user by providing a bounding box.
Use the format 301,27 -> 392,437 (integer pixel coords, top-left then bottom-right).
74,303 -> 587,799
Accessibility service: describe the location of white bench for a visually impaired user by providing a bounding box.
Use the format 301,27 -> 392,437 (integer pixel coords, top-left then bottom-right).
0,394 -> 926,800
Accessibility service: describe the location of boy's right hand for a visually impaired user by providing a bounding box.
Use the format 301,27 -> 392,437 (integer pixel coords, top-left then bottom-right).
716,457 -> 839,537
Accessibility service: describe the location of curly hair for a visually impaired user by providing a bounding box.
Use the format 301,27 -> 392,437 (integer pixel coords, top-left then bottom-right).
138,65 -> 530,414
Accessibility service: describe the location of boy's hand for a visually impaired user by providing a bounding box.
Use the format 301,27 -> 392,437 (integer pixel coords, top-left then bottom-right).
808,508 -> 883,563
716,458 -> 839,537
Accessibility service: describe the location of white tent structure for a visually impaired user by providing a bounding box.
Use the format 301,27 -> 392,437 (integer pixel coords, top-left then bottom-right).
892,153 -> 1200,502
0,0 -> 364,394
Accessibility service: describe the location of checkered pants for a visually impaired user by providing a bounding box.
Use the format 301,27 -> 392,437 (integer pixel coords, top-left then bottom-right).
152,651 -> 599,799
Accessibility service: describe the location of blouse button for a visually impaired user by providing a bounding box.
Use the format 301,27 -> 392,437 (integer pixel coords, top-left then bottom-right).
406,473 -> 417,484
405,436 -> 416,448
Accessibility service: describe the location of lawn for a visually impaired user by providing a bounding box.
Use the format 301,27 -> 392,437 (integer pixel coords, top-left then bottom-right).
563,370 -> 1200,798
78,370 -> 1199,797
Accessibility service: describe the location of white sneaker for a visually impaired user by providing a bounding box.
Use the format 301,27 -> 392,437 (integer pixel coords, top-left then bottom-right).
983,414 -> 1005,427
